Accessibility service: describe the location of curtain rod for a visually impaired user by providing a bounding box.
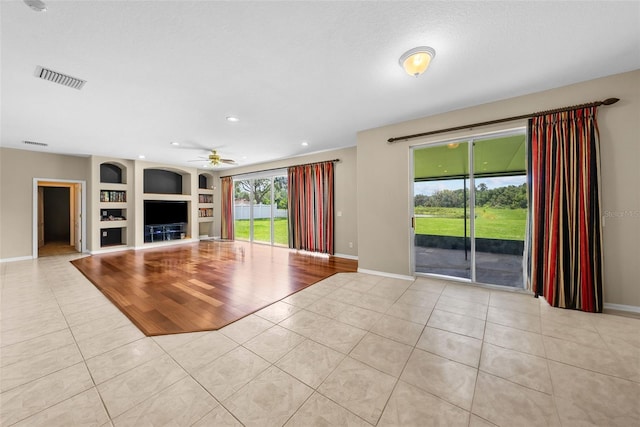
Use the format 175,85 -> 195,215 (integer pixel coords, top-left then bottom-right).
220,159 -> 340,179
387,97 -> 620,144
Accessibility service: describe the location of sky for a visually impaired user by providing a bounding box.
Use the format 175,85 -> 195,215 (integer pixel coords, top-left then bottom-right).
414,175 -> 526,196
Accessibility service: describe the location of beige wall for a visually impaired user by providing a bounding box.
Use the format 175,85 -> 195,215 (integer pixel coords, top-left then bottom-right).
357,69 -> 640,307
211,147 -> 358,257
0,148 -> 89,259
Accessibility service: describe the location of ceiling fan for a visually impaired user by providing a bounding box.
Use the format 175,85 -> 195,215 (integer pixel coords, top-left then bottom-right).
189,149 -> 236,167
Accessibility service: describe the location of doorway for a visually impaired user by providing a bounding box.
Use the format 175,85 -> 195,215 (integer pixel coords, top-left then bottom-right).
33,179 -> 86,258
412,130 -> 527,288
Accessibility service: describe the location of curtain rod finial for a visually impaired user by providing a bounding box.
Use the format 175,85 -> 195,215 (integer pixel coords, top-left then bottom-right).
603,98 -> 620,106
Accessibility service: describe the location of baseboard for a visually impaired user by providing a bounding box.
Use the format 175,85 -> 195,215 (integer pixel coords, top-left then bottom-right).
357,268 -> 414,281
134,238 -> 198,251
333,253 -> 358,260
0,255 -> 34,263
90,246 -> 131,255
603,302 -> 640,314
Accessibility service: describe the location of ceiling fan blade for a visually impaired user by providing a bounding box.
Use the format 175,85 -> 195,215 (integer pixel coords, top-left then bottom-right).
220,159 -> 236,164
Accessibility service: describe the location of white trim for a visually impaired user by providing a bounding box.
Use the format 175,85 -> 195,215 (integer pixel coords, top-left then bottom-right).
603,302 -> 640,314
333,253 -> 358,260
0,255 -> 34,263
134,238 -> 198,251
33,178 -> 87,259
357,268 -> 414,281
90,246 -> 131,255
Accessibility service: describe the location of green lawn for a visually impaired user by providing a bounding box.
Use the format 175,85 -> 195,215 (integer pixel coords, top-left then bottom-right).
415,207 -> 526,240
234,217 -> 289,245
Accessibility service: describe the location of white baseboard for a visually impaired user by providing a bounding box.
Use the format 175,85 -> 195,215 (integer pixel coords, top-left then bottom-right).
333,253 -> 358,260
357,268 -> 414,281
0,255 -> 34,263
134,238 -> 198,251
90,246 -> 131,255
603,302 -> 640,314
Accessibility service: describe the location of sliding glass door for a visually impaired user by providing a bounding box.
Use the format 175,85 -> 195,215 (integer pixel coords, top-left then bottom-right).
413,131 -> 527,288
233,173 -> 288,246
413,142 -> 471,280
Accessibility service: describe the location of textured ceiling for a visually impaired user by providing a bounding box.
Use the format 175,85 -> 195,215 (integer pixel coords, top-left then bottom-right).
1,1 -> 639,170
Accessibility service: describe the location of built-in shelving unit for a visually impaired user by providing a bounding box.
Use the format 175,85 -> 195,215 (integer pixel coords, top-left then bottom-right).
141,167 -> 193,245
89,158 -> 206,252
98,162 -> 129,248
197,173 -> 214,237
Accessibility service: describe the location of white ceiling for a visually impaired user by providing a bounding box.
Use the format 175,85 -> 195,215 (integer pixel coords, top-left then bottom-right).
2,1 -> 639,170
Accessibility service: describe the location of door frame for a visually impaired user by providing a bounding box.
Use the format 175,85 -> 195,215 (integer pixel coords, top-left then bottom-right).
33,178 -> 87,258
410,127 -> 526,284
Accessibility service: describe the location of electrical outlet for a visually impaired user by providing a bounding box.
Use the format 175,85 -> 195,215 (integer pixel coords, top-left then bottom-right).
102,211 -> 107,216
102,231 -> 107,237
349,241 -> 353,248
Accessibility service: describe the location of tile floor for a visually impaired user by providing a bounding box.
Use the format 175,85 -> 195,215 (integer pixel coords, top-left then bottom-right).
1,254 -> 639,426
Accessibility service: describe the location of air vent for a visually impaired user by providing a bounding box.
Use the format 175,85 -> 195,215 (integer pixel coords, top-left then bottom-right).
23,140 -> 48,147
35,66 -> 86,90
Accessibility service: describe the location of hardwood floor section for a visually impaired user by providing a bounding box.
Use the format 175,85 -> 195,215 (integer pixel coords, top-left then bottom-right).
71,241 -> 357,336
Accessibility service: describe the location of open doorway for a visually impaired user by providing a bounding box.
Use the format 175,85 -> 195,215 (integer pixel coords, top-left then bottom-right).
33,179 -> 86,258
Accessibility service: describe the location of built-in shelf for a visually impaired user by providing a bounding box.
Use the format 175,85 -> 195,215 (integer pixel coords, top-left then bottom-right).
198,194 -> 213,203
100,220 -> 128,229
142,193 -> 192,201
100,190 -> 126,203
98,162 -> 129,248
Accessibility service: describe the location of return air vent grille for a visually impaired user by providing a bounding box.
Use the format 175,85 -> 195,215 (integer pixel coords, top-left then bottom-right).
35,66 -> 86,90
23,140 -> 48,147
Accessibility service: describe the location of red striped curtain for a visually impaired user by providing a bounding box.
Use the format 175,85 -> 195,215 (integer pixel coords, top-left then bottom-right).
527,107 -> 603,312
288,162 -> 334,254
220,176 -> 234,240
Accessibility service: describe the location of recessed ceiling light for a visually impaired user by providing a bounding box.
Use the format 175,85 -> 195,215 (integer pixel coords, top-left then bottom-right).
301,141 -> 309,146
138,155 -> 146,159
226,116 -> 239,122
170,142 -> 180,146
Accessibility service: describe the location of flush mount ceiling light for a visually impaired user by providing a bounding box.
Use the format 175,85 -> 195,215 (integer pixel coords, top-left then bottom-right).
399,46 -> 436,77
226,116 -> 239,122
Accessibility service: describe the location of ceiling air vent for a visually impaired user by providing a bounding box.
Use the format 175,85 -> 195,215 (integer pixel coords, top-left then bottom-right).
23,140 -> 48,147
35,66 -> 86,90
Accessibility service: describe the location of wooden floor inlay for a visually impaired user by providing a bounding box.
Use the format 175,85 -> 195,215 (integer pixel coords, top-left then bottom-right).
71,241 -> 357,336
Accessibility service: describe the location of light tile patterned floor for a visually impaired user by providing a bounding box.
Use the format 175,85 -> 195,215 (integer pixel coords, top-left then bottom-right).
1,254 -> 640,426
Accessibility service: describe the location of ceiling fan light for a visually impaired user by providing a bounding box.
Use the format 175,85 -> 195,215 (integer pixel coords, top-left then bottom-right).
399,46 -> 436,77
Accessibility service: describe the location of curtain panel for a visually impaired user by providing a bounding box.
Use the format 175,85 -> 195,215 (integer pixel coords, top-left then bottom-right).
287,162 -> 334,254
220,176 -> 234,240
527,107 -> 603,312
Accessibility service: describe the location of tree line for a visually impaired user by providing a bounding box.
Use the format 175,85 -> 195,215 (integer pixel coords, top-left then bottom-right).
415,183 -> 527,209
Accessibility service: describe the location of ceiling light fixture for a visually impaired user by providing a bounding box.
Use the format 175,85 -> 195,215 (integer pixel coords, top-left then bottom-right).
301,141 -> 309,146
23,0 -> 47,12
226,116 -> 239,122
399,46 -> 436,77
170,142 -> 180,146
138,155 -> 146,159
